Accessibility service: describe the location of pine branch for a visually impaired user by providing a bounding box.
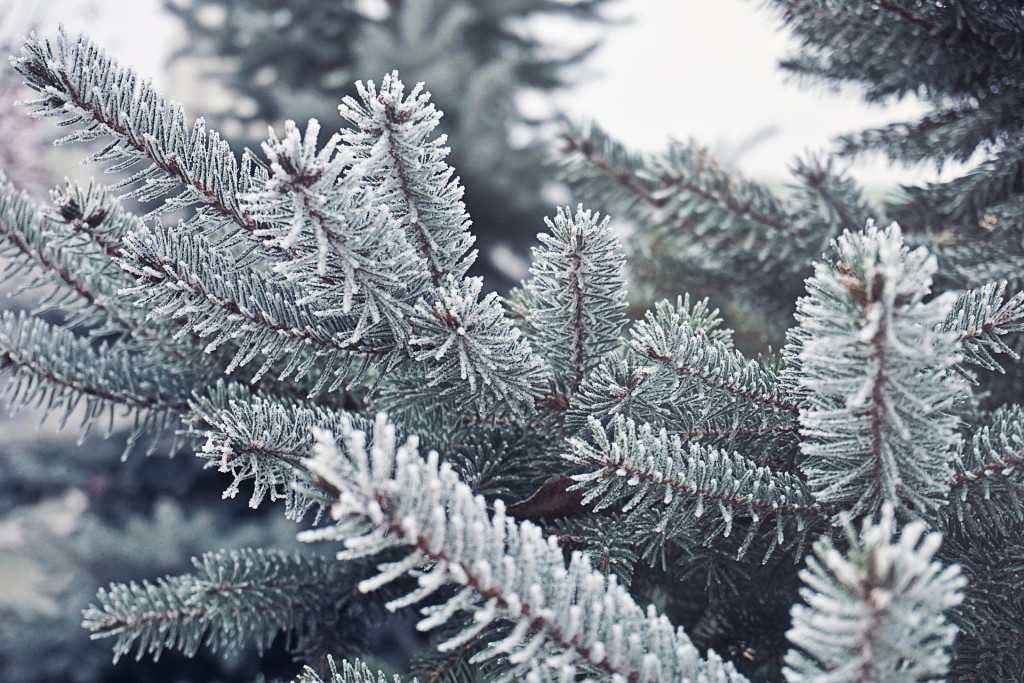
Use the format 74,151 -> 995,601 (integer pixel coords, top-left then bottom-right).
937,281 -> 1024,373
13,30 -> 263,234
118,222 -> 398,387
784,506 -> 965,683
339,71 -> 475,284
298,656 -> 404,683
520,204 -> 626,397
189,383 -> 371,520
942,405 -> 1024,535
565,351 -> 678,432
632,306 -> 797,413
0,310 -> 191,453
795,223 -> 968,515
300,414 -> 747,683
334,73 -> 547,414
82,548 -> 359,663
568,416 -> 827,561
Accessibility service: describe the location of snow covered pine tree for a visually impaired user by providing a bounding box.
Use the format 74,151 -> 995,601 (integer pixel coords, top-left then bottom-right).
2,4 -> 1024,681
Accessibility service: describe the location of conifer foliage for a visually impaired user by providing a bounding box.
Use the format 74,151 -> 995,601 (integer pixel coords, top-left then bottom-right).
2,4 -> 1024,681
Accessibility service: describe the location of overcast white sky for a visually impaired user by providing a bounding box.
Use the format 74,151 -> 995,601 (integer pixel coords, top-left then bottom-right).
11,0 -> 942,189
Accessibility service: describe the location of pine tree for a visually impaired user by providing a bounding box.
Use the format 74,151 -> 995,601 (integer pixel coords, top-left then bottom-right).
2,3 -> 1024,681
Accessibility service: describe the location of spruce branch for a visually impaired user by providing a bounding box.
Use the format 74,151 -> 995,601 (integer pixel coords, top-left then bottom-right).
339,71 -> 475,284
558,123 -> 866,292
1,173 -> 243,378
0,172 -> 139,333
631,298 -> 798,414
559,122 -> 789,242
835,97 -> 1020,166
333,72 -> 546,413
189,383 -> 371,520
942,405 -> 1024,534
795,223 -> 968,515
940,519 -> 1024,682
119,222 -> 397,386
242,118 -> 429,343
0,310 -> 191,452
521,204 -> 627,396
937,281 -> 1024,374
408,275 -> 547,415
298,656 -> 405,683
567,416 -> 827,561
564,295 -> 751,436
82,548 -> 359,663
898,145 -> 1024,229
46,179 -> 136,259
300,414 -> 747,683
784,506 -> 965,683
12,30 -> 263,233
774,0 -> 1024,100
565,351 -> 679,432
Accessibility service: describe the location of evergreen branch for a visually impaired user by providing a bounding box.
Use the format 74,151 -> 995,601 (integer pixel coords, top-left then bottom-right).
1,175 -> 234,378
333,72 -> 545,413
558,123 -> 671,210
414,637 -> 480,683
785,154 -> 871,252
565,295 -> 750,433
835,97 -> 1021,165
784,506 -> 965,683
565,352 -> 677,432
896,143 -> 1024,229
771,0 -> 1012,101
675,423 -> 799,440
13,31 -> 263,232
300,414 -> 747,683
568,416 -> 827,561
937,281 -> 1024,373
119,222 -> 398,385
630,298 -> 800,414
408,275 -> 548,415
47,179 -> 139,259
0,311 -> 191,451
189,383 -> 372,520
339,72 -> 475,284
795,223 -> 968,515
298,656 -> 404,683
560,122 -> 790,236
242,118 -> 429,343
936,227 -> 1024,294
940,524 -> 1024,682
0,173 -> 137,332
942,405 -> 1024,532
522,204 -> 626,396
82,548 -> 357,663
